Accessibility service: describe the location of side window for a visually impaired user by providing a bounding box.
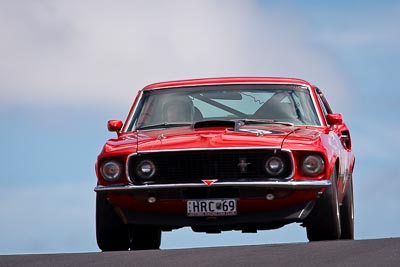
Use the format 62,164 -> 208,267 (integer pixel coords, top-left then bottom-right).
315,88 -> 333,114
320,94 -> 333,114
317,94 -> 329,116
315,87 -> 332,116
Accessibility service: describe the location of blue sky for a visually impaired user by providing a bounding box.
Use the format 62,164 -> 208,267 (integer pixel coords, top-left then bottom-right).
1,1 -> 399,254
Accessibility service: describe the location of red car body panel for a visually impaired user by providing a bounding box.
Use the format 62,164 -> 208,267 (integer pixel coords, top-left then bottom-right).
109,190 -> 321,215
95,77 -> 355,234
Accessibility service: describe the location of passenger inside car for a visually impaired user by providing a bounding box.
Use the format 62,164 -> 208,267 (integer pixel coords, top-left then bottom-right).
163,97 -> 194,122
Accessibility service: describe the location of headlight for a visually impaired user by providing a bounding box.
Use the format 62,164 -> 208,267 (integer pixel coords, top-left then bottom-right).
136,160 -> 156,179
100,160 -> 123,182
301,154 -> 325,176
265,156 -> 285,176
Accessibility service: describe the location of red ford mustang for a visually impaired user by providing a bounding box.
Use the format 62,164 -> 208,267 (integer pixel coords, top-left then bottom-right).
95,77 -> 355,251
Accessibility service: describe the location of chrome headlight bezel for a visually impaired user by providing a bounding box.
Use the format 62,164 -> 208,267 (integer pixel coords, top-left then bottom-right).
136,159 -> 156,179
265,156 -> 286,176
301,154 -> 325,176
100,160 -> 123,182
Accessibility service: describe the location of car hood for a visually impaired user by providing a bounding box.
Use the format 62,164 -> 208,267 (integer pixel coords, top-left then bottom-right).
102,125 -> 324,155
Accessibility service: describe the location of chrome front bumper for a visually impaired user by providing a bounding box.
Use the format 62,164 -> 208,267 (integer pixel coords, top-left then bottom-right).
94,180 -> 331,193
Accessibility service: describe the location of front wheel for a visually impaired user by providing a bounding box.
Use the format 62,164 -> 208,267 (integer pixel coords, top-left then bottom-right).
340,177 -> 354,239
130,225 -> 162,250
96,194 -> 162,251
96,194 -> 130,251
306,167 -> 341,241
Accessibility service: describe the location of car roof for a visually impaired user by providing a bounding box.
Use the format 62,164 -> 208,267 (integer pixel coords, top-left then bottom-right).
142,77 -> 312,91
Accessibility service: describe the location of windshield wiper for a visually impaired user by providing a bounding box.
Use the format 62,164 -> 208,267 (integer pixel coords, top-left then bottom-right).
238,119 -> 294,127
136,122 -> 192,130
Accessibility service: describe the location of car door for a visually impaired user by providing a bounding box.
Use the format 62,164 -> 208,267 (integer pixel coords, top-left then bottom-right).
316,88 -> 353,198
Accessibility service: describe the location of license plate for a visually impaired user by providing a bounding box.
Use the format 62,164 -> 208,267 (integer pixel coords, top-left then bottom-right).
187,199 -> 237,217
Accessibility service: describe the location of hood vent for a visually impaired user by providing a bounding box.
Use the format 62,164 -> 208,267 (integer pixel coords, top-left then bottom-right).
193,120 -> 235,129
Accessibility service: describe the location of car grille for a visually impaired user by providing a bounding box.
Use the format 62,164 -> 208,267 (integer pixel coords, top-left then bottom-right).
128,149 -> 293,185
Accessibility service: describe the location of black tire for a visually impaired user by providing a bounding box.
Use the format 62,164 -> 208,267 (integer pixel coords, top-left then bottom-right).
96,194 -> 130,251
306,167 -> 341,241
340,177 -> 354,239
130,225 -> 162,250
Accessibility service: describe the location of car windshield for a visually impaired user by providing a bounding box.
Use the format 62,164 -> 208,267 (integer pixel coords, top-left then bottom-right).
127,84 -> 320,131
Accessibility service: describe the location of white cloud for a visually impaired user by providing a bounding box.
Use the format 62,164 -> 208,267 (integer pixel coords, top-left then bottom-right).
0,0 -> 351,111
316,3 -> 400,48
353,122 -> 400,163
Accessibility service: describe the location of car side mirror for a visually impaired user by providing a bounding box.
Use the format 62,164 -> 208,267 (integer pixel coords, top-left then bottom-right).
107,120 -> 123,132
326,114 -> 343,125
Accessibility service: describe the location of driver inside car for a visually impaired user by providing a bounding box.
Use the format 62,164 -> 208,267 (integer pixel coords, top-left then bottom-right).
163,97 -> 194,123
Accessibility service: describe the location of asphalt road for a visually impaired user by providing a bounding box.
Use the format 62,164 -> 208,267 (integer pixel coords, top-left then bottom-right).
1,238 -> 400,267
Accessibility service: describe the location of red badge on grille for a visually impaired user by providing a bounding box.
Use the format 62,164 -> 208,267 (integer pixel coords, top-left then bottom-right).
202,179 -> 218,186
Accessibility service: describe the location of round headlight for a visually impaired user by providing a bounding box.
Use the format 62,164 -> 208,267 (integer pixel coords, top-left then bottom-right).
265,156 -> 285,176
302,154 -> 325,176
100,161 -> 123,182
136,160 -> 156,179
